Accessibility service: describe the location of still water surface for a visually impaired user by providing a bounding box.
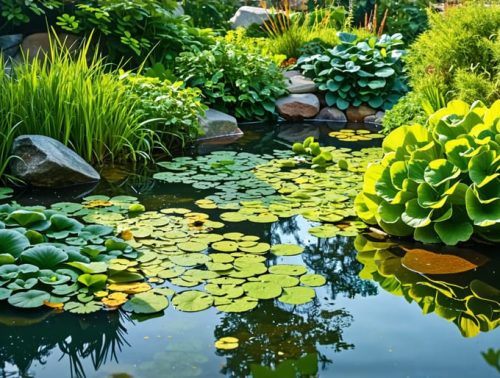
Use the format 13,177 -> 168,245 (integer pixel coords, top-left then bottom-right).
1,123 -> 498,377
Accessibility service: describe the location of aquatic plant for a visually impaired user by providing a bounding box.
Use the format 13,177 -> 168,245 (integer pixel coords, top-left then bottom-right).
355,100 -> 500,245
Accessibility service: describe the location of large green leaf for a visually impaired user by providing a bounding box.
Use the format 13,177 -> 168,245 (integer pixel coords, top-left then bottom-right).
172,290 -> 214,312
0,230 -> 30,258
6,210 -> 46,227
122,292 -> 168,314
8,290 -> 50,308
424,159 -> 461,187
77,274 -> 107,289
20,246 -> 68,268
466,187 -> 500,226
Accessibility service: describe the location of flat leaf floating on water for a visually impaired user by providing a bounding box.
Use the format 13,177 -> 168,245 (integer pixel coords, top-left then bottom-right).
401,247 -> 490,275
214,336 -> 239,350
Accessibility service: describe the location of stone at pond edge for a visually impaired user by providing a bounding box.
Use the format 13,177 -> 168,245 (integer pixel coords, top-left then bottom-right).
315,107 -> 347,122
198,109 -> 243,141
20,32 -> 81,62
10,135 -> 100,187
286,75 -> 317,94
346,105 -> 377,123
0,34 -> 22,59
230,6 -> 271,29
276,94 -> 320,120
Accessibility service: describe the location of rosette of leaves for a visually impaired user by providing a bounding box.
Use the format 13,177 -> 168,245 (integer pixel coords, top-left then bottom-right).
355,100 -> 500,245
297,32 -> 407,110
175,41 -> 288,121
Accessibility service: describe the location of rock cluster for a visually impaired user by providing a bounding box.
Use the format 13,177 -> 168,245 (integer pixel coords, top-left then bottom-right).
276,71 -> 385,124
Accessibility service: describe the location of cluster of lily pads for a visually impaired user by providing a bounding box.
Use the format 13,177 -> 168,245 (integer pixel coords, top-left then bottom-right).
328,129 -> 385,142
355,100 -> 500,245
0,202 -> 138,313
154,146 -> 383,239
355,233 -> 500,338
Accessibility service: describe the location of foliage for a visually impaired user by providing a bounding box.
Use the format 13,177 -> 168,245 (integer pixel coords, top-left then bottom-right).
175,41 -> 287,120
261,5 -> 348,59
54,0 -> 214,67
355,234 -> 500,337
406,3 -> 500,105
355,100 -> 500,245
120,73 -> 207,155
382,91 -> 427,134
0,0 -> 62,30
297,32 -> 407,110
181,0 -> 238,29
0,37 -> 206,183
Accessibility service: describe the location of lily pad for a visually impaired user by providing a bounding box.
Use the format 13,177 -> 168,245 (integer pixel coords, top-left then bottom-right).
20,246 -> 68,269
122,292 -> 169,314
214,337 -> 239,350
300,274 -> 327,287
172,290 -> 214,312
268,264 -> 308,276
216,296 -> 258,313
270,244 -> 304,256
243,281 -> 282,299
278,287 -> 316,305
8,290 -> 50,308
0,230 -> 30,258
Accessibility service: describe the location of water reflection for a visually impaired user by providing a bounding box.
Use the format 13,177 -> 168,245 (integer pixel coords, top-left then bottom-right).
0,307 -> 130,378
214,300 -> 353,377
354,233 -> 500,338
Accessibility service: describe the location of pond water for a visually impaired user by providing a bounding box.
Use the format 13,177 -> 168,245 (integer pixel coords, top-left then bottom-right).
1,122 -> 499,378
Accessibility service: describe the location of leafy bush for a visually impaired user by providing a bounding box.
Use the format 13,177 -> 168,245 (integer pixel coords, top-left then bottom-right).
355,100 -> 500,245
181,0 -> 238,29
406,3 -> 500,105
0,38 -> 206,183
297,32 -> 407,110
0,0 -> 62,30
382,91 -> 427,134
175,41 -> 288,120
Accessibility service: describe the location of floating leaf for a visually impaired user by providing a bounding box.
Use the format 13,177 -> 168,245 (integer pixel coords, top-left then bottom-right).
216,296 -> 258,313
268,265 -> 307,276
20,246 -> 68,269
8,290 -> 50,308
78,274 -> 107,290
108,282 -> 152,294
0,230 -> 30,258
300,274 -> 327,287
270,244 -> 304,256
278,287 -> 316,305
172,290 -> 214,312
215,337 -> 239,350
64,301 -> 102,314
243,281 -> 282,299
122,292 -> 168,314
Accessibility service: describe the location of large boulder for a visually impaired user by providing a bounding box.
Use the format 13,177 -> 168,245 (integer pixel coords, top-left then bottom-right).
20,32 -> 81,62
10,135 -> 100,187
286,75 -> 317,94
0,34 -> 22,59
230,6 -> 270,29
276,94 -> 320,120
198,109 -> 243,140
345,105 -> 377,122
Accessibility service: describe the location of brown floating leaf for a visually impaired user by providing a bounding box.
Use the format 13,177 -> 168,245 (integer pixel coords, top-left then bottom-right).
401,247 -> 489,275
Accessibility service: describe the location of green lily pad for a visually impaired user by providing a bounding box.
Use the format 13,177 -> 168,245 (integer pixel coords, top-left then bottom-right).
20,246 -> 68,269
300,274 -> 327,287
0,287 -> 12,300
308,224 -> 340,238
122,292 -> 169,314
270,244 -> 304,256
268,264 -> 308,276
243,281 -> 282,299
212,241 -> 239,252
178,242 -> 208,253
216,296 -> 258,313
78,274 -> 107,289
8,290 -> 50,308
172,290 -> 214,312
169,254 -> 211,267
64,301 -> 102,314
278,287 -> 316,305
0,229 -> 30,258
259,274 -> 300,288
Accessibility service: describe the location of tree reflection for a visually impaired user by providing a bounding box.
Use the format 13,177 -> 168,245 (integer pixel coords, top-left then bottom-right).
214,300 -> 354,377
0,307 -> 130,378
271,217 -> 378,299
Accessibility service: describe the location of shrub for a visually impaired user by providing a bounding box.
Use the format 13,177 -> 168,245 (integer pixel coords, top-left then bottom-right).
175,41 -> 288,120
355,100 -> 500,245
181,0 -> 238,29
0,38 -> 206,183
297,32 -> 407,110
382,91 -> 427,134
406,3 -> 500,105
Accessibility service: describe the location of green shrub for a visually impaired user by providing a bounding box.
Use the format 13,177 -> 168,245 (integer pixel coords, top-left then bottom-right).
297,32 -> 407,110
181,0 -> 238,29
0,38 -> 206,183
175,41 -> 288,120
406,3 -> 500,104
382,91 -> 427,134
355,100 -> 500,245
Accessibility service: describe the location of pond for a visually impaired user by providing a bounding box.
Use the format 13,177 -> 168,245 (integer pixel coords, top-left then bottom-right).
1,122 -> 498,378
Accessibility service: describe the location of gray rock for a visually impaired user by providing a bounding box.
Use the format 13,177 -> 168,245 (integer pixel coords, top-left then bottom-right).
346,105 -> 377,122
230,6 -> 271,29
10,135 -> 100,187
21,32 -> 81,62
276,94 -> 320,120
375,111 -> 385,119
315,107 -> 347,122
0,34 -> 22,58
198,109 -> 243,140
363,115 -> 377,124
287,75 -> 316,94
283,70 -> 301,79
